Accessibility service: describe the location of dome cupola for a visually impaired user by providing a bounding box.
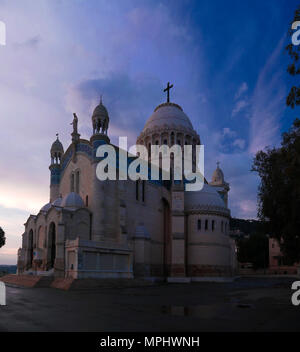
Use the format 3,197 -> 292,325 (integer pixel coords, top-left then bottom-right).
211,162 -> 225,186
184,184 -> 230,217
92,96 -> 109,135
137,83 -> 200,147
61,192 -> 84,210
209,162 -> 230,207
136,83 -> 200,177
142,102 -> 194,132
50,134 -> 64,165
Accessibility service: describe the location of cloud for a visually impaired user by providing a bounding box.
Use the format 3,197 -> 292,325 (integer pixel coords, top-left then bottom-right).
0,0 -> 291,264
14,35 -> 41,49
232,83 -> 249,117
234,82 -> 248,100
0,205 -> 30,265
235,198 -> 258,219
64,73 -> 163,146
212,127 -> 246,153
0,0 -> 207,264
248,37 -> 286,154
233,138 -> 246,150
232,99 -> 249,116
223,127 -> 236,138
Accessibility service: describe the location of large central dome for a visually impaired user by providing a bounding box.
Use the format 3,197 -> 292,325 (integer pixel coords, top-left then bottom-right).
137,100 -> 200,150
142,102 -> 194,132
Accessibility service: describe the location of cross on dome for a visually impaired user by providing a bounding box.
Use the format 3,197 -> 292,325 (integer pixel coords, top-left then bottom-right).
163,82 -> 173,103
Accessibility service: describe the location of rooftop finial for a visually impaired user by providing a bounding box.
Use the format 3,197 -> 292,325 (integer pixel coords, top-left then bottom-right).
163,82 -> 173,103
217,161 -> 220,168
100,94 -> 103,104
56,133 -> 59,139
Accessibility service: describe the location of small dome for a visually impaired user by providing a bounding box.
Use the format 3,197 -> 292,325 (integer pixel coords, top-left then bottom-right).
92,97 -> 109,135
61,192 -> 84,209
92,100 -> 109,120
52,196 -> 62,207
211,163 -> 224,185
142,102 -> 194,132
185,184 -> 228,214
51,135 -> 64,154
40,202 -> 51,212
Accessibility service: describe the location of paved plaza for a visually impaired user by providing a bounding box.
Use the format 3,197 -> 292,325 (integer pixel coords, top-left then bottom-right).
0,277 -> 299,332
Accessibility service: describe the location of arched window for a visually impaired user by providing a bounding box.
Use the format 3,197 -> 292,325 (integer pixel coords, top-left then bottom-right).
171,132 -> 174,145
197,219 -> 201,230
205,219 -> 208,230
75,170 -> 80,193
212,220 -> 215,231
71,173 -> 75,192
221,221 -> 224,232
85,195 -> 89,207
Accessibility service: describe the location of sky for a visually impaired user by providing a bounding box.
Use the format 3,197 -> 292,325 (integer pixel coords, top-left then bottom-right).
0,0 -> 299,264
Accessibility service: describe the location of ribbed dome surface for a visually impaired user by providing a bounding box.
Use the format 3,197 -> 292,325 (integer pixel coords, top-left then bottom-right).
185,184 -> 226,210
51,138 -> 64,153
142,102 -> 193,132
92,102 -> 109,119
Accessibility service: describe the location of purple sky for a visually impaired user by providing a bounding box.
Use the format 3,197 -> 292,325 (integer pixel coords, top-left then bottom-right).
0,0 -> 299,264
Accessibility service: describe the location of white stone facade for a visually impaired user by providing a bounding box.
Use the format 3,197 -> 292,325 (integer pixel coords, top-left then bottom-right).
17,98 -> 237,280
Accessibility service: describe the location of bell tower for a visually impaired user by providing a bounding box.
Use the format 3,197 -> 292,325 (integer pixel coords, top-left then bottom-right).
209,162 -> 230,207
49,134 -> 64,202
90,97 -> 111,242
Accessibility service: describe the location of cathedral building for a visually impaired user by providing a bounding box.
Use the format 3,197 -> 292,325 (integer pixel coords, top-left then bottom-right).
17,91 -> 237,282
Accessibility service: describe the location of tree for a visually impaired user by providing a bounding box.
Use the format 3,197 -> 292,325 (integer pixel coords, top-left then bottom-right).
251,6 -> 300,264
236,232 -> 269,270
286,5 -> 300,108
0,227 -> 5,248
252,119 -> 300,264
230,218 -> 263,236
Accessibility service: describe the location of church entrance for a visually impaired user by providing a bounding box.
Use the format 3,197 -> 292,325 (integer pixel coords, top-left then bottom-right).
48,222 -> 56,268
162,198 -> 171,277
